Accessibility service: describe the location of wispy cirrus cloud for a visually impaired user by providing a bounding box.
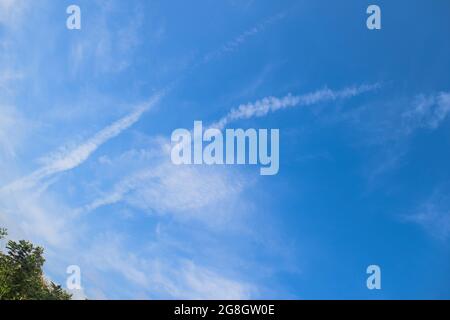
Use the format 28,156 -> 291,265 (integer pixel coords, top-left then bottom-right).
404,185 -> 450,241
1,91 -> 166,192
339,90 -> 450,145
0,187 -> 74,247
202,12 -> 286,64
402,92 -> 450,133
69,1 -> 146,75
82,233 -> 254,299
0,0 -> 28,27
0,1 -> 385,300
0,1 -> 295,301
330,90 -> 450,189
80,137 -> 249,228
162,260 -> 254,299
3,3 -> 286,194
0,104 -> 26,158
81,84 -> 377,225
0,69 -> 23,91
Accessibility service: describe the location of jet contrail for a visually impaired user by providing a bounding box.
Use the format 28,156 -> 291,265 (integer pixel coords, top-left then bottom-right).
1,91 -> 166,193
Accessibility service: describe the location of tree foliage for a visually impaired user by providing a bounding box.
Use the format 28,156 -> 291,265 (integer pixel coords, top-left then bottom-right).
0,228 -> 71,300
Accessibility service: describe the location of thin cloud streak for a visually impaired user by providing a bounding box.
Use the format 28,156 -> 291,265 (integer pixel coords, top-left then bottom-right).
211,83 -> 381,129
1,91 -> 166,193
201,12 -> 286,64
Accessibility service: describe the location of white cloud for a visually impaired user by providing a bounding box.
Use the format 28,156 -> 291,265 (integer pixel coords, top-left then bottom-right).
126,164 -> 246,221
81,138 -> 249,226
212,83 -> 380,129
402,92 -> 450,133
82,84 -> 377,223
0,104 -> 26,158
82,233 -> 254,299
0,186 -> 75,248
202,12 -> 285,64
409,209 -> 450,240
0,0 -> 27,27
68,1 -> 145,75
1,91 -> 166,192
405,187 -> 450,241
0,1 -> 274,300
159,260 -> 253,300
0,69 -> 23,90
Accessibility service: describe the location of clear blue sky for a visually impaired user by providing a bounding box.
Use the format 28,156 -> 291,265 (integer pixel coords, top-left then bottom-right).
0,0 -> 449,299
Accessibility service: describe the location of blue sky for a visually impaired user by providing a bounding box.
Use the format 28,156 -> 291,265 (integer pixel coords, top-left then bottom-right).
0,0 -> 449,299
